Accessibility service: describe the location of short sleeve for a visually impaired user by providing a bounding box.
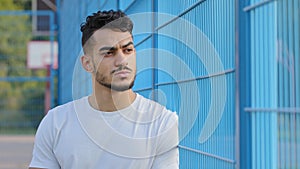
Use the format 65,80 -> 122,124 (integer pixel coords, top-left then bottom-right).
152,111 -> 179,169
151,147 -> 179,169
29,111 -> 60,169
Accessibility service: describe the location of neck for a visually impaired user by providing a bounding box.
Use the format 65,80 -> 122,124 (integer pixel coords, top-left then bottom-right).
88,84 -> 136,112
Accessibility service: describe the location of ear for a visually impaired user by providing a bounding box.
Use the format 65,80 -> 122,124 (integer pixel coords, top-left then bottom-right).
81,55 -> 94,72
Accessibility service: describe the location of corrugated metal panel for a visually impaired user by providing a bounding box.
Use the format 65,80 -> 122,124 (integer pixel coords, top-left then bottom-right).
58,0 -> 300,168
277,0 -> 300,168
156,0 -> 236,168
98,0 -> 118,11
294,0 -> 300,166
124,0 -> 154,107
248,0 -> 278,168
59,0 -> 238,168
134,37 -> 153,90
59,0 -> 89,103
246,0 -> 300,168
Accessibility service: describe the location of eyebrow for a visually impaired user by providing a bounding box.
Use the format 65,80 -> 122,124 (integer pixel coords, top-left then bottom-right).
99,42 -> 134,51
121,42 -> 134,48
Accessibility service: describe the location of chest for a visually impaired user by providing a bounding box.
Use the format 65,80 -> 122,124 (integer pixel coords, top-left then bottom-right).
52,116 -> 156,169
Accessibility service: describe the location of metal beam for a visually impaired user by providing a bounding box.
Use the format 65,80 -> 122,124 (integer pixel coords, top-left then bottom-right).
178,145 -> 236,164
0,10 -> 54,16
0,77 -> 49,82
245,107 -> 300,113
243,0 -> 276,12
41,0 -> 57,11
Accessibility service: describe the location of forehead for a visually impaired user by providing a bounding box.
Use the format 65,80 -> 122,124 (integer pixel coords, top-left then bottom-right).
90,28 -> 133,47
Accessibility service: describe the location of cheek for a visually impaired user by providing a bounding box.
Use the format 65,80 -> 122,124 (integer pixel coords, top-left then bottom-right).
93,62 -> 108,76
94,57 -> 110,69
128,55 -> 136,65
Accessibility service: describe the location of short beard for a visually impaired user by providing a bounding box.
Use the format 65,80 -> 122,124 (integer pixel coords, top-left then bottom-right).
95,71 -> 135,92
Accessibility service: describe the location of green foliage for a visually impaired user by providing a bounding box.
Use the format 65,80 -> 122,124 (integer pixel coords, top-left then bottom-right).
0,0 -> 49,133
0,0 -> 23,10
12,0 -> 32,10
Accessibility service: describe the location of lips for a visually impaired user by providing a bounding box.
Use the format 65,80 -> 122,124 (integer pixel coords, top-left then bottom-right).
113,70 -> 131,77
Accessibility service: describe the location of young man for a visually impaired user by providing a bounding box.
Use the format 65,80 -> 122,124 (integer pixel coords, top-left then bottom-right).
29,10 -> 179,169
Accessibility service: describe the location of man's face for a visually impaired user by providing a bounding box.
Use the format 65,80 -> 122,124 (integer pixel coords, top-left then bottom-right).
87,28 -> 136,91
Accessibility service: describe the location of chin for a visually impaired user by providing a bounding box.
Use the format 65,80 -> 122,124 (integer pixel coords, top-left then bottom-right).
111,82 -> 134,91
97,75 -> 136,92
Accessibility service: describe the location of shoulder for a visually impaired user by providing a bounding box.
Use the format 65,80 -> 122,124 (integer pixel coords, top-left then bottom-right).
136,94 -> 178,125
136,95 -> 179,154
47,99 -> 75,118
42,96 -> 87,126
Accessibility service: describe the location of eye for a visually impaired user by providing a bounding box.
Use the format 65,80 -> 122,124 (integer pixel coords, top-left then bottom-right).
124,48 -> 134,54
103,51 -> 114,57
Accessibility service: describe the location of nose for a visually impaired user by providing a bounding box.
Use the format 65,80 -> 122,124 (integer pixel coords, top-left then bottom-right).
114,49 -> 128,67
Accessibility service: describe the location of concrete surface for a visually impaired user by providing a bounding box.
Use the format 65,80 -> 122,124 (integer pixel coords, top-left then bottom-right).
0,135 -> 34,169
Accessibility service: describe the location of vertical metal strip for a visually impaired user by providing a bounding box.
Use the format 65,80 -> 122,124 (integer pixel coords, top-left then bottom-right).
262,4 -> 267,169
219,1 -> 224,168
254,2 -> 259,167
282,1 -> 290,168
259,2 -> 264,168
294,1 -> 300,166
56,0 -> 61,104
266,4 -> 271,168
250,0 -> 256,168
151,0 -> 157,101
116,0 -> 120,9
277,0 -> 283,168
236,0 -> 252,168
270,1 -> 278,168
49,11 -> 55,108
287,0 -> 297,167
210,1 -> 214,163
234,0 -> 240,169
230,0 -> 235,164
256,1 -> 261,168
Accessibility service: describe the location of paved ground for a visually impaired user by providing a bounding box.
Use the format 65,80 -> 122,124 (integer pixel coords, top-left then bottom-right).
0,135 -> 34,169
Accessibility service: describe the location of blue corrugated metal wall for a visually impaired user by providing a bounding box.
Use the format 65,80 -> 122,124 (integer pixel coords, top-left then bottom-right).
243,0 -> 300,168
276,1 -> 300,168
248,1 -> 278,168
58,0 -> 86,103
57,0 -> 299,168
156,1 -> 236,168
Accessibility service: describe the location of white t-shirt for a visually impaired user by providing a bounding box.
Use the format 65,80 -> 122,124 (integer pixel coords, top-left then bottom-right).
29,94 -> 179,169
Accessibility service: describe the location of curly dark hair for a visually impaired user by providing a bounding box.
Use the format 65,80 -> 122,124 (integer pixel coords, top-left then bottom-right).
80,10 -> 133,48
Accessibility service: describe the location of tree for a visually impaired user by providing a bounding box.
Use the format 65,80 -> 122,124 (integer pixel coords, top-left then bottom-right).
0,0 -> 47,132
